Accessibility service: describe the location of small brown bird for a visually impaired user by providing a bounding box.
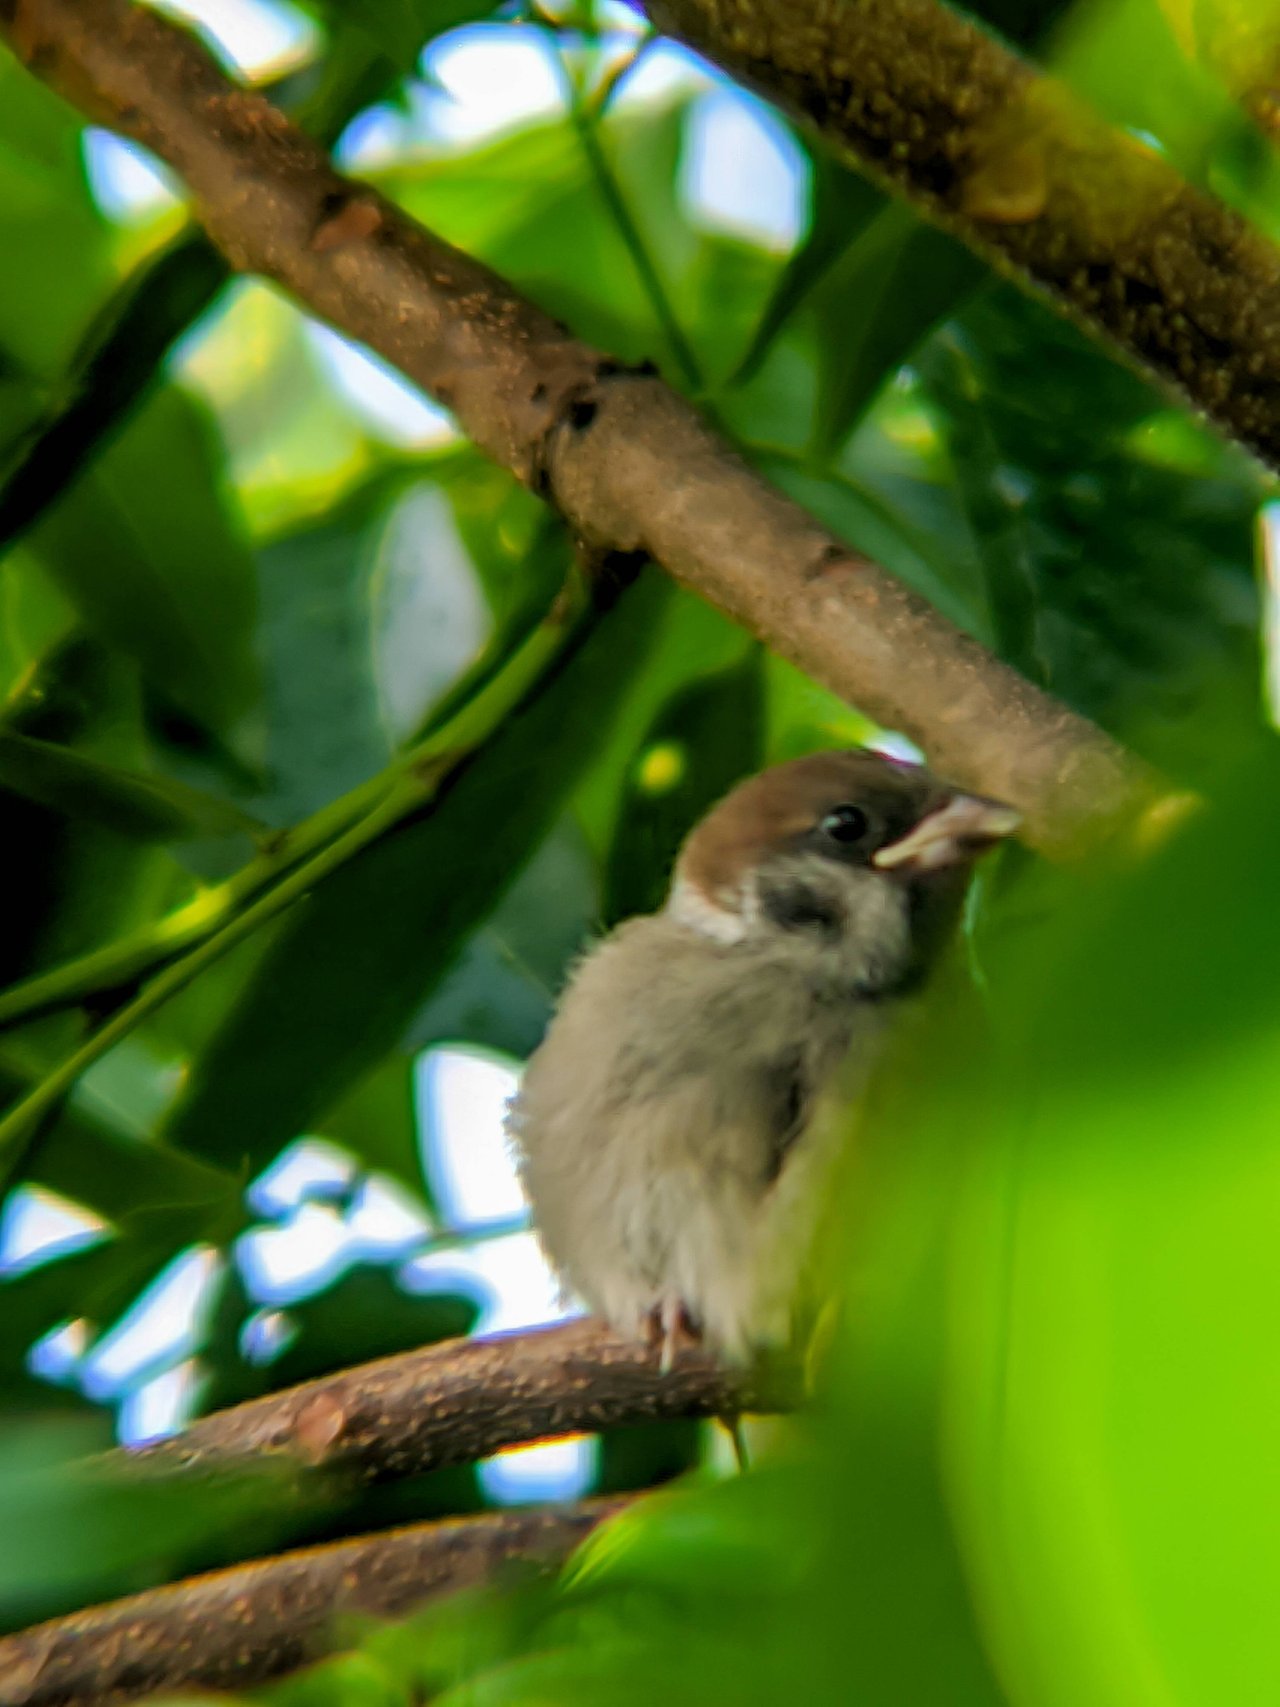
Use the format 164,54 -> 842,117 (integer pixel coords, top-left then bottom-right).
509,749 -> 1019,1365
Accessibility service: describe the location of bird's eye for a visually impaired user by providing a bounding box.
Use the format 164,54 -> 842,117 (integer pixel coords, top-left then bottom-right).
819,804 -> 870,844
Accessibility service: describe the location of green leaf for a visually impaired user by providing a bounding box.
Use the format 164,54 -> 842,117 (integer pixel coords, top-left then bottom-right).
0,235 -> 229,561
254,482 -> 400,824
407,819 -> 598,1061
733,151 -> 887,387
0,549 -> 76,703
0,726 -> 263,842
913,288 -> 1265,773
0,52 -> 115,380
0,1416 -> 302,1631
810,208 -> 984,456
160,574 -> 668,1180
318,1053 -> 422,1199
309,0 -> 498,65
931,757 -> 1280,1707
29,386 -> 259,734
603,649 -> 766,924
0,643 -> 181,987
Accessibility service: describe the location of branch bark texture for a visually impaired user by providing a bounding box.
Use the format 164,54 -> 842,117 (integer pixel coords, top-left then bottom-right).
0,1500 -> 628,1707
0,0 -> 1158,852
123,1319 -> 786,1485
645,0 -> 1280,470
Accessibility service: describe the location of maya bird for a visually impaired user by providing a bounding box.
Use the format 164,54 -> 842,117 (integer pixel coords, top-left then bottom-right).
508,748 -> 1019,1366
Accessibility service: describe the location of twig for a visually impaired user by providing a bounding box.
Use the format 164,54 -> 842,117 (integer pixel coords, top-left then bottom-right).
121,1318 -> 794,1485
0,1499 -> 631,1707
529,8 -> 704,391
0,0 -> 1157,851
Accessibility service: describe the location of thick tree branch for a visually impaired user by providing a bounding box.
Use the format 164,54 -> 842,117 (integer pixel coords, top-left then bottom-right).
0,0 -> 1159,852
645,0 -> 1280,471
0,1499 -> 629,1707
122,1319 -> 788,1485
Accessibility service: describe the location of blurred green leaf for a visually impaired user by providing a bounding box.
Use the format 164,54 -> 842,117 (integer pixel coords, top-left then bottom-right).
917,755 -> 1280,1707
572,588 -> 753,862
319,1053 -> 422,1196
733,152 -> 887,387
254,481 -> 400,824
0,553 -> 77,708
603,649 -> 766,923
0,642 -> 180,986
0,52 -> 114,380
0,236 -> 230,561
29,386 -> 259,733
433,451 -> 566,636
0,726 -> 263,842
263,1648 -> 412,1707
407,820 -> 598,1061
914,290 -> 1265,774
0,1416 -> 303,1630
1052,0 -> 1280,231
0,1198 -> 240,1402
161,574 -> 667,1182
7,1075 -> 237,1229
250,1267 -> 476,1387
809,211 -> 984,456
309,0 -> 497,65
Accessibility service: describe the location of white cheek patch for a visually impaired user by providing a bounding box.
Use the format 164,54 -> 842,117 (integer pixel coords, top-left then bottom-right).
666,877 -> 749,945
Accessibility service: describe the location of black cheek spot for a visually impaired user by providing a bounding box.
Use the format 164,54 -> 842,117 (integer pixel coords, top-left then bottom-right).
760,878 -> 842,937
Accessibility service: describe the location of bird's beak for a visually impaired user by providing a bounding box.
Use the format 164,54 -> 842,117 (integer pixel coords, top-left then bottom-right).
872,794 -> 1022,875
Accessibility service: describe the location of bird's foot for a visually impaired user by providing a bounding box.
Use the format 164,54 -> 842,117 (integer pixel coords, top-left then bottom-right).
647,1296 -> 702,1373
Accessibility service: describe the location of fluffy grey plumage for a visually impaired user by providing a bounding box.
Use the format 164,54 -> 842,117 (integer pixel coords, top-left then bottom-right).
508,749 -> 1017,1363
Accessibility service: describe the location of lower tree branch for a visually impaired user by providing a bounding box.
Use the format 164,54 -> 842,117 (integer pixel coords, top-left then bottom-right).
0,0 -> 1159,854
123,1319 -> 791,1485
0,1499 -> 630,1707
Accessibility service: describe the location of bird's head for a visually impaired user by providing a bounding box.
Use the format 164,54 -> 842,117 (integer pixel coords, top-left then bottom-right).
666,748 -> 1020,992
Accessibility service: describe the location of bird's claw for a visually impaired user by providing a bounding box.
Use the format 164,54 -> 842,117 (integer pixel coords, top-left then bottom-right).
648,1297 -> 701,1373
